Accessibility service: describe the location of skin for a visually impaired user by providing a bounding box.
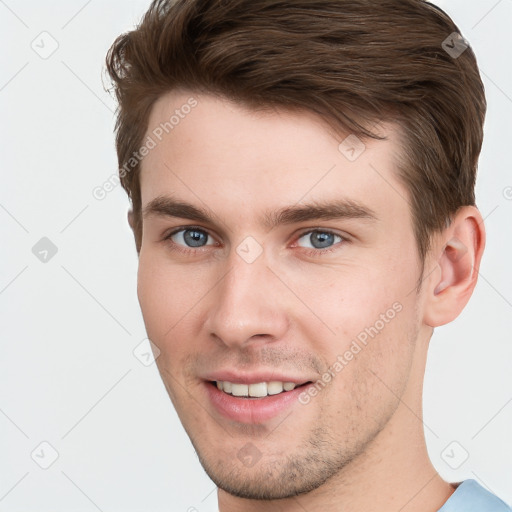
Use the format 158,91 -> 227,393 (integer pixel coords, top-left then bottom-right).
130,89 -> 485,512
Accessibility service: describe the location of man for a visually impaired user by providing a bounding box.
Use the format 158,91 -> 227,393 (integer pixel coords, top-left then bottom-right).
105,0 -> 511,510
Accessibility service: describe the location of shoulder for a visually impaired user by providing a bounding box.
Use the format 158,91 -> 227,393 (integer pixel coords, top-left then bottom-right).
438,479 -> 512,512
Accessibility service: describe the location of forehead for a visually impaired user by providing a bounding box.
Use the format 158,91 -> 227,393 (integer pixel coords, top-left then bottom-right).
139,90 -> 411,230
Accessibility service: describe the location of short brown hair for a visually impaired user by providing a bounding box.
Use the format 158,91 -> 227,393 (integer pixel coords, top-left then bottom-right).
105,0 -> 486,262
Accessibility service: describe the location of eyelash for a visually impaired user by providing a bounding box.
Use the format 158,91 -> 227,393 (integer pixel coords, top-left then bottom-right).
162,226 -> 347,257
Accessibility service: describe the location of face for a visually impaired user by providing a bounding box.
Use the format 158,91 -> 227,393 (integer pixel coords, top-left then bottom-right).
136,90 -> 427,499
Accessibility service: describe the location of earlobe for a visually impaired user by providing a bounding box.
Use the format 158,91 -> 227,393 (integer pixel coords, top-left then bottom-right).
423,206 -> 485,327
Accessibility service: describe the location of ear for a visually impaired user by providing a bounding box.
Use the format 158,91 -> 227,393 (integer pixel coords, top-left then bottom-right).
127,208 -> 141,256
127,208 -> 135,232
423,206 -> 486,327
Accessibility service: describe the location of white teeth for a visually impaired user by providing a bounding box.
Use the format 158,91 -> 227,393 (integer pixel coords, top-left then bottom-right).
215,380 -> 298,397
231,383 -> 249,396
249,382 -> 267,397
267,381 -> 284,395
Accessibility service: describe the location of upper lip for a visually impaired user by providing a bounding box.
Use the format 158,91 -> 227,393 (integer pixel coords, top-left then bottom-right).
203,370 -> 314,385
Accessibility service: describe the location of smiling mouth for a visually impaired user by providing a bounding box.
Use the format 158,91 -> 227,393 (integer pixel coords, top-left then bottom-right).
210,380 -> 312,398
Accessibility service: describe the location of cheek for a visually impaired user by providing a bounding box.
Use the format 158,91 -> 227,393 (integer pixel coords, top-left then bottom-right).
137,254 -> 164,334
136,251 -> 189,339
285,251 -> 420,392
319,303 -> 418,436
287,256 -> 416,340
136,250 -> 217,361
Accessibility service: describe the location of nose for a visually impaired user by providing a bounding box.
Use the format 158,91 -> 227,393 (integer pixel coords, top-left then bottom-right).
204,247 -> 289,350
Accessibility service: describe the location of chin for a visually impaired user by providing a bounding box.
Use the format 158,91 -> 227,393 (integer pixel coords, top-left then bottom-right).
191,437 -> 353,501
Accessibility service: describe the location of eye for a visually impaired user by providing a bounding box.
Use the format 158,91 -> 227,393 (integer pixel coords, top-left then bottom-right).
295,229 -> 344,252
165,227 -> 216,248
162,226 -> 346,256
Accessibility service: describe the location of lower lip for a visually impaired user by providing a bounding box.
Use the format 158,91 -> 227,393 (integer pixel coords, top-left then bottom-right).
204,382 -> 309,424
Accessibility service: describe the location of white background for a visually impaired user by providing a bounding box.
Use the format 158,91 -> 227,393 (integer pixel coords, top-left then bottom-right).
1,1 -> 511,510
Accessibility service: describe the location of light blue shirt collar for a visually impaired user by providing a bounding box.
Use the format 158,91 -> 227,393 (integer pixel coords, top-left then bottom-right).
438,479 -> 511,511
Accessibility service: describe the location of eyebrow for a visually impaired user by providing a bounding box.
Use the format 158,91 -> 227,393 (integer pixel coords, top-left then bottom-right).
142,195 -> 377,229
